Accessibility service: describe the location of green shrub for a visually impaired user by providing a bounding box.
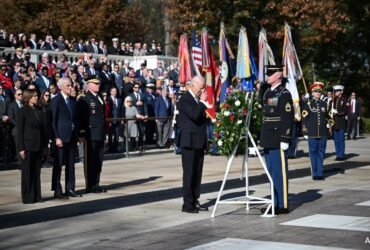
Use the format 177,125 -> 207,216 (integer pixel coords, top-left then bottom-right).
361,117 -> 370,134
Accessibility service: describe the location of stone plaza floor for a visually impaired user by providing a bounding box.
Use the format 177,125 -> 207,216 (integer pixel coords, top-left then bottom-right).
0,136 -> 369,249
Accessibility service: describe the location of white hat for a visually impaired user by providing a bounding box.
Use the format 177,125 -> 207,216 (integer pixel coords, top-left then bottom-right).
112,38 -> 119,42
333,85 -> 344,91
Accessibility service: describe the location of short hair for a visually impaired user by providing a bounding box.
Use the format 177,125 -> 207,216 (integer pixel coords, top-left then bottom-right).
57,77 -> 71,89
22,89 -> 37,106
189,76 -> 204,86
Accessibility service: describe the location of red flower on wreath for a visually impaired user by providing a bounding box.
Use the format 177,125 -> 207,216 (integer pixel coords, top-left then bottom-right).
215,131 -> 220,138
224,103 -> 230,109
230,115 -> 235,121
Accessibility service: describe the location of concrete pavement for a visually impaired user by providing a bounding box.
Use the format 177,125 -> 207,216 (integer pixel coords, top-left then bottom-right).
0,136 -> 369,249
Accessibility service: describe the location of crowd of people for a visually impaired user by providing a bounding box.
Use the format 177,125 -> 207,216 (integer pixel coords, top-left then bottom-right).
0,30 -> 164,56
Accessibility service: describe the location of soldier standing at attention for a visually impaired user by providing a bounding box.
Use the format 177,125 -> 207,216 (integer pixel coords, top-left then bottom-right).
301,82 -> 330,180
331,85 -> 347,161
260,65 -> 294,215
77,78 -> 107,193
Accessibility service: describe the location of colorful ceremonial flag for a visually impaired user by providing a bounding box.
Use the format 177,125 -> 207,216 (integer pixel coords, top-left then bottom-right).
258,28 -> 275,83
201,28 -> 219,121
178,34 -> 192,84
283,23 -> 303,121
191,29 -> 202,76
236,26 -> 256,91
218,22 -> 235,103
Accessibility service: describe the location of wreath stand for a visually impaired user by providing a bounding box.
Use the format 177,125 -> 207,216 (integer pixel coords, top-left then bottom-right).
211,91 -> 276,218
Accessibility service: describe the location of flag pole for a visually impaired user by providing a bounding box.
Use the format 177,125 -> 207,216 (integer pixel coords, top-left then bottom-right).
301,76 -> 309,94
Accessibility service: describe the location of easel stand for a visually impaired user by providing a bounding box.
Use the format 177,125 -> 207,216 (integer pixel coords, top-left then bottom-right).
211,92 -> 275,218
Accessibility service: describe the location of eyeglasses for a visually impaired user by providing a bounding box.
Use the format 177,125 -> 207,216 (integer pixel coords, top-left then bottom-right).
17,93 -> 23,96
44,94 -> 50,97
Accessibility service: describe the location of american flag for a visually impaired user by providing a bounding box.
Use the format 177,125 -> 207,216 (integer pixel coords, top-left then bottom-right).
192,29 -> 202,70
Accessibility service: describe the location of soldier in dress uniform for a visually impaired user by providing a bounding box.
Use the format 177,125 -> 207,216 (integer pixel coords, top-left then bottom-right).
301,82 -> 330,180
76,78 -> 107,193
331,85 -> 347,161
260,65 -> 294,215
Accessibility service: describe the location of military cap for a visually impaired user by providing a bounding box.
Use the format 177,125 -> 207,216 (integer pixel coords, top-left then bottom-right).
333,85 -> 344,91
146,83 -> 155,88
112,38 -> 119,42
265,65 -> 284,76
309,81 -> 325,92
87,78 -> 100,85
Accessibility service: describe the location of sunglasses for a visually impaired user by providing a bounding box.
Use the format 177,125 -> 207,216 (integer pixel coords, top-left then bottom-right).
44,94 -> 50,97
17,93 -> 23,96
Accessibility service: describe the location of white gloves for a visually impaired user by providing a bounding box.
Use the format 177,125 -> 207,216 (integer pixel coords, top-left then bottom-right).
304,93 -> 310,99
304,135 -> 308,140
280,142 -> 289,151
331,108 -> 338,114
357,116 -> 361,121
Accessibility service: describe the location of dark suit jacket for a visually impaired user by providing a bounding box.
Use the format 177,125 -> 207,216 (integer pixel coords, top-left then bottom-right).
35,75 -> 51,92
130,92 -> 147,116
51,93 -> 77,143
99,71 -> 114,93
16,105 -> 45,152
107,97 -> 123,121
154,95 -> 172,119
86,67 -> 98,77
177,91 -> 207,149
73,43 -> 87,53
6,100 -> 21,136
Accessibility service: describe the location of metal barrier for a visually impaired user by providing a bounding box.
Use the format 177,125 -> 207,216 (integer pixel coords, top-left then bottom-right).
0,47 -> 178,70
105,116 -> 173,158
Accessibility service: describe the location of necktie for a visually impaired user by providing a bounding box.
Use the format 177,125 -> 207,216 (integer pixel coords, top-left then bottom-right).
66,97 -> 72,115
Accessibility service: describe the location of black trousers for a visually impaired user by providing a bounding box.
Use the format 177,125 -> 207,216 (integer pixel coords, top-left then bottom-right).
145,120 -> 156,144
84,140 -> 104,190
347,114 -> 358,138
52,142 -> 76,194
108,122 -> 120,152
181,147 -> 204,209
21,150 -> 42,204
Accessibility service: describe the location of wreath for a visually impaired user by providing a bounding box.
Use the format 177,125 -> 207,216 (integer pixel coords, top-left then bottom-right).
213,87 -> 263,158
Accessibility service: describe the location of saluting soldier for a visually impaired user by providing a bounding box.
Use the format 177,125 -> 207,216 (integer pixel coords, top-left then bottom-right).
77,78 -> 107,193
301,82 -> 330,180
260,65 -> 294,215
331,85 -> 347,161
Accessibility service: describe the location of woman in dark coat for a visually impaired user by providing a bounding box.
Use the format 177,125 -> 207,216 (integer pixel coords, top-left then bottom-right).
17,89 -> 45,204
39,90 -> 53,166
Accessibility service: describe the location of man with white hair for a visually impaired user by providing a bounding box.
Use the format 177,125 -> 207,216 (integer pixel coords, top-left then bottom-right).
177,76 -> 211,213
51,77 -> 80,199
120,59 -> 130,77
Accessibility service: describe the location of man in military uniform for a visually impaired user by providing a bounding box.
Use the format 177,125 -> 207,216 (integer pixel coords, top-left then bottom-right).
77,78 -> 107,193
331,85 -> 347,161
260,65 -> 294,215
301,82 -> 330,180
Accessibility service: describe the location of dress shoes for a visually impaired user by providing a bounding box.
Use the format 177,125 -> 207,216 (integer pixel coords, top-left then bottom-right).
66,190 -> 82,198
316,176 -> 325,181
182,206 -> 199,213
194,201 -> 209,211
54,192 -> 68,199
312,176 -> 318,180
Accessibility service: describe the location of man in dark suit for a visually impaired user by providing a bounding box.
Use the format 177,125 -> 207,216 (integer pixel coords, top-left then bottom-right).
85,59 -> 98,78
346,92 -> 360,140
73,39 -> 87,53
77,78 -> 107,193
178,76 -> 210,213
155,88 -> 172,148
130,83 -> 147,151
6,88 -> 23,164
112,64 -> 123,97
35,67 -> 51,93
168,62 -> 179,84
107,87 -> 123,153
143,83 -> 157,144
99,63 -> 114,94
51,77 -> 81,199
